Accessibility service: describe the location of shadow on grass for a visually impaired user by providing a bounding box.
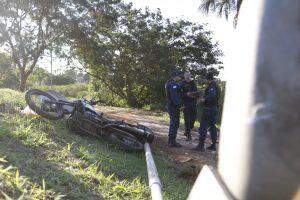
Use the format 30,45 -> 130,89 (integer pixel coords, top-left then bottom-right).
51,120 -> 149,181
46,120 -> 193,200
0,115 -> 192,200
0,134 -> 104,199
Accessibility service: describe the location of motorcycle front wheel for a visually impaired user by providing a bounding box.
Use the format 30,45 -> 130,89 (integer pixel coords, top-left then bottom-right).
25,89 -> 64,120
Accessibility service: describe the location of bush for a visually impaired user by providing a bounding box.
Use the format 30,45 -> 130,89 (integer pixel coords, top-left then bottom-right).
0,53 -> 19,90
32,84 -> 90,99
27,83 -> 129,107
0,89 -> 26,108
91,81 -> 129,108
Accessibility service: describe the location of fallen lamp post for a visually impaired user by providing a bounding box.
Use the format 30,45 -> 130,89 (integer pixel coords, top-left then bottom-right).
144,143 -> 163,200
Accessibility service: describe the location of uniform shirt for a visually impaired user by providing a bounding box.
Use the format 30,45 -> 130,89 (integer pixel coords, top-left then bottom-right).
165,80 -> 183,108
165,78 -> 173,101
181,80 -> 198,107
203,81 -> 218,108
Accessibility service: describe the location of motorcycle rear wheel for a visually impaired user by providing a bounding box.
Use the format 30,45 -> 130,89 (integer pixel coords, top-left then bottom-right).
108,126 -> 144,151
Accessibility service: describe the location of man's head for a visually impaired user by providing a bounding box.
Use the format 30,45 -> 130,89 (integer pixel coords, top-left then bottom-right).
184,71 -> 192,82
171,70 -> 183,82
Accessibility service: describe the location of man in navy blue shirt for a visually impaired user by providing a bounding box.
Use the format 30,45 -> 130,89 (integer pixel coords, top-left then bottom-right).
165,70 -> 184,148
194,72 -> 219,152
181,71 -> 198,141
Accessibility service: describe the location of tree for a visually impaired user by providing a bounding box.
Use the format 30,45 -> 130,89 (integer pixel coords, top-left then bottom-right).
200,0 -> 243,25
0,0 -> 62,91
74,4 -> 222,107
0,0 -> 120,91
0,53 -> 18,89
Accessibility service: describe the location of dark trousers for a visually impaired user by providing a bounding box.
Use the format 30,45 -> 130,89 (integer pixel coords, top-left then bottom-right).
183,106 -> 197,134
198,107 -> 218,144
167,103 -> 180,139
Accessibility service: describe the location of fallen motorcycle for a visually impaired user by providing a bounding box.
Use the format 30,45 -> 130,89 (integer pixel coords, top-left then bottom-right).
25,89 -> 154,151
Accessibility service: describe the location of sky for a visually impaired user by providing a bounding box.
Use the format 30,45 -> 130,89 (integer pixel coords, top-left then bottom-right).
40,0 -> 235,80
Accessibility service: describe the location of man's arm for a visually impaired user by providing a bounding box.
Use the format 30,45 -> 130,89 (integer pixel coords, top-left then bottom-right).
204,86 -> 217,103
191,81 -> 198,93
186,81 -> 199,98
170,84 -> 182,108
179,82 -> 189,98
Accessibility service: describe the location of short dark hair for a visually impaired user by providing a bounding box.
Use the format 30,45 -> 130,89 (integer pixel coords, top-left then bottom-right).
171,70 -> 183,78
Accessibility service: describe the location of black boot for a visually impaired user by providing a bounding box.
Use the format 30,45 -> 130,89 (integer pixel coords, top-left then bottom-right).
206,143 -> 216,152
168,138 -> 182,148
193,140 -> 205,152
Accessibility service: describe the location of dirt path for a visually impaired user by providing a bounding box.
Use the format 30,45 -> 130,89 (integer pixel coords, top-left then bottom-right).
98,106 -> 217,178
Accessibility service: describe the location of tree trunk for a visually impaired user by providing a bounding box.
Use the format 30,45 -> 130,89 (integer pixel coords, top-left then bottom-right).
19,72 -> 28,92
126,85 -> 140,107
127,97 -> 139,107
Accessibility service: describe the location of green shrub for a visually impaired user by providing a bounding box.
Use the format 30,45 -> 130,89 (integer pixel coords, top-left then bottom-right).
91,82 -> 129,108
0,89 -> 26,108
32,84 -> 90,99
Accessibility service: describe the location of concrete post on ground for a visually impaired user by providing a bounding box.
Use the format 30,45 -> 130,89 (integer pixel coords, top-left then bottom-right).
189,0 -> 300,199
144,143 -> 163,200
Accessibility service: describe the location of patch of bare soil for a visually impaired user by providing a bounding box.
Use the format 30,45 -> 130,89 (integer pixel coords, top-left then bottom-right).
97,106 -> 218,180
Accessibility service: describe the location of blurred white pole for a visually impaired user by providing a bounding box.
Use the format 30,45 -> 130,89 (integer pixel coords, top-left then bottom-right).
188,0 -> 300,199
144,143 -> 163,200
188,166 -> 232,200
50,44 -> 53,86
219,0 -> 300,199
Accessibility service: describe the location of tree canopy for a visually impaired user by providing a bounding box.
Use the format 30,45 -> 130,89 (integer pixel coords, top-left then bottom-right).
200,0 -> 243,25
70,4 -> 222,107
0,0 -> 119,91
0,0 -> 223,108
0,0 -> 61,91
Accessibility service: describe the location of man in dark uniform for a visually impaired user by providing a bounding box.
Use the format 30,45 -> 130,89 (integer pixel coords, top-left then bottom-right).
165,70 -> 184,148
194,72 -> 219,152
181,71 -> 198,141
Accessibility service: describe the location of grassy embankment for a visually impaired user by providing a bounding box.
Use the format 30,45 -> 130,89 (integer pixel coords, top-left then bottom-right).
0,88 -> 192,199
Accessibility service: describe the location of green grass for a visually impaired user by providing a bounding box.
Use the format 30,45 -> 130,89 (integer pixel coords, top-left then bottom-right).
0,89 -> 192,199
0,88 -> 26,108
